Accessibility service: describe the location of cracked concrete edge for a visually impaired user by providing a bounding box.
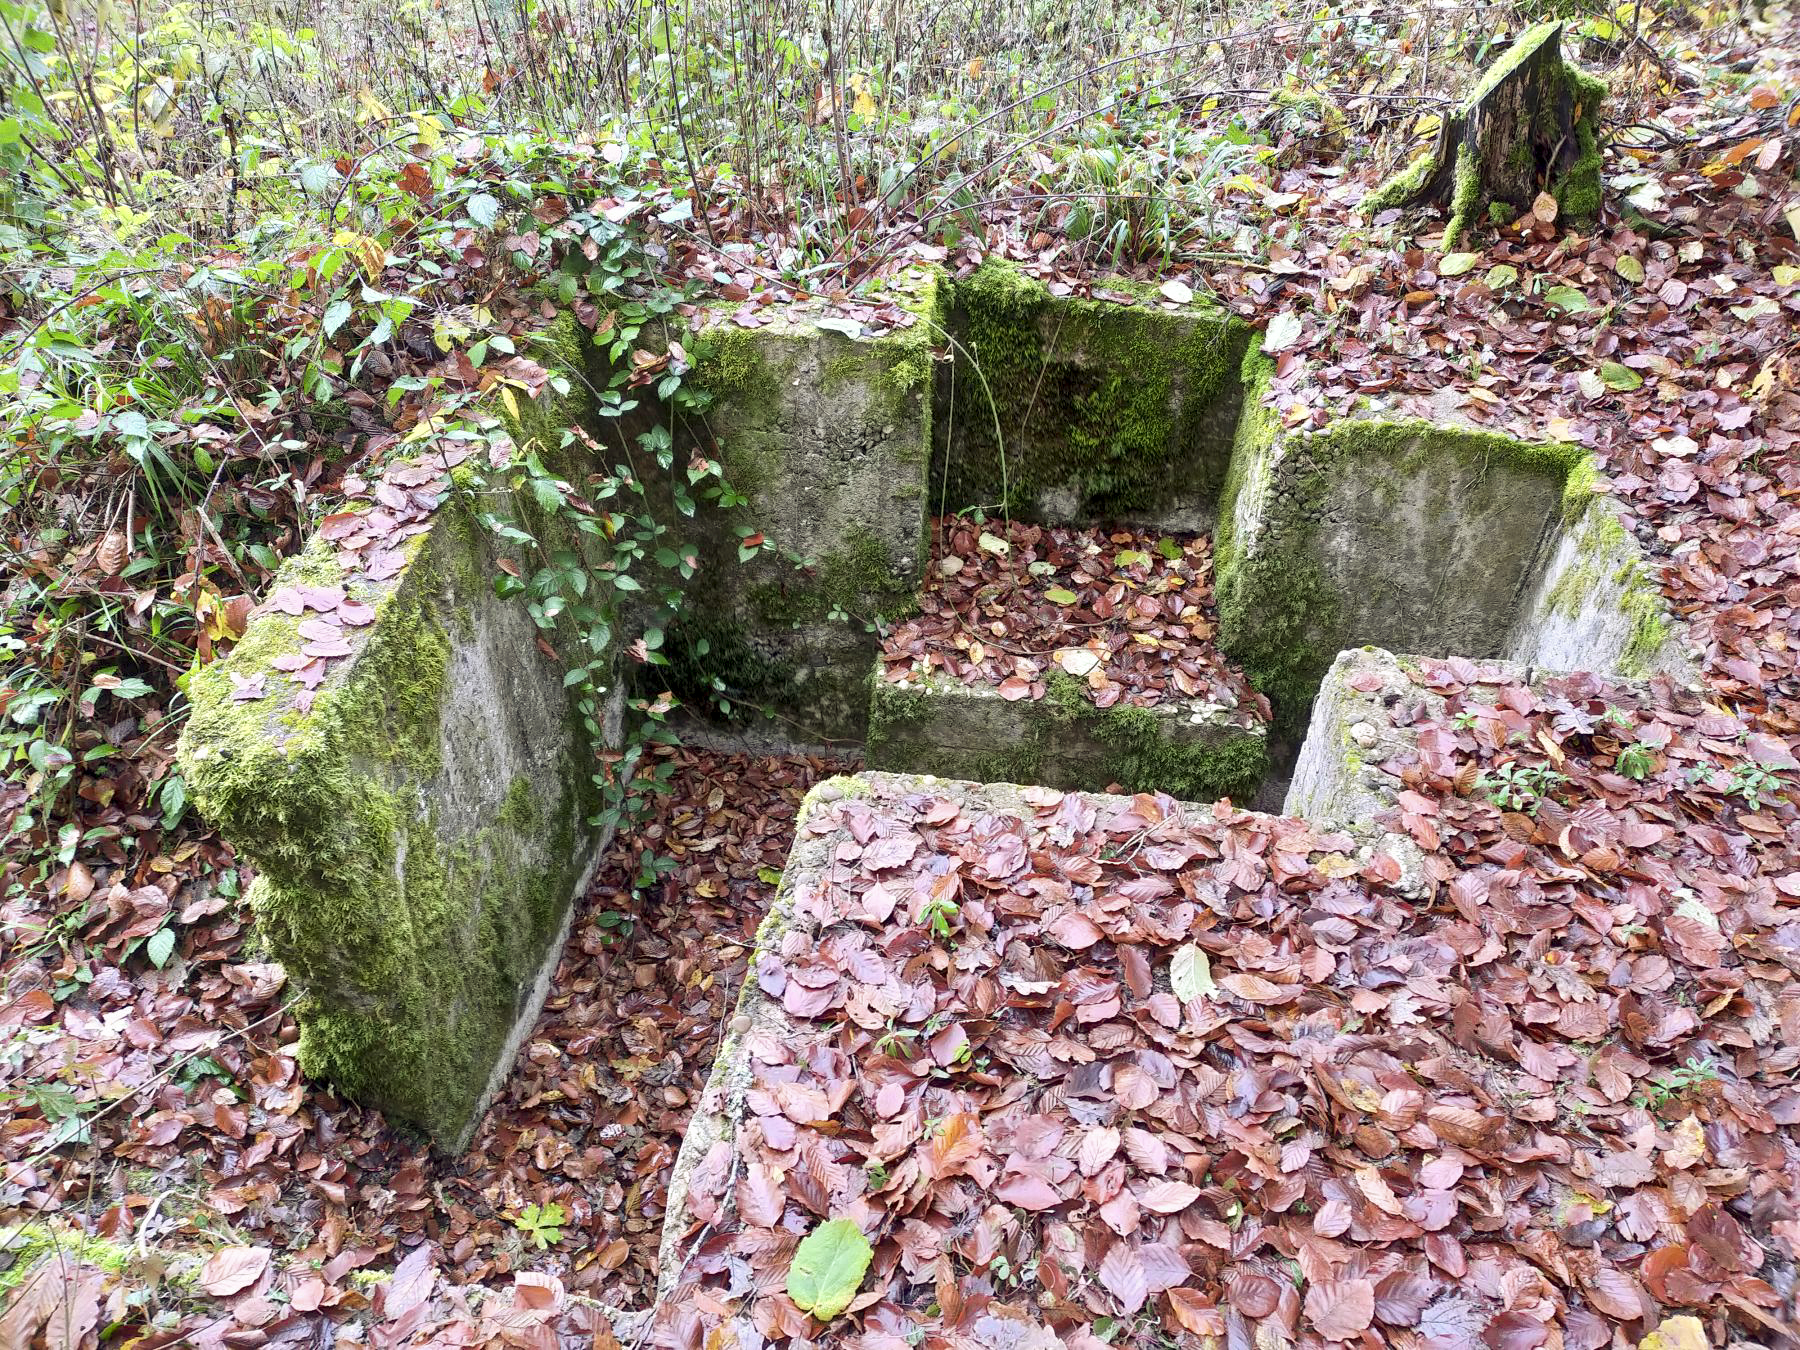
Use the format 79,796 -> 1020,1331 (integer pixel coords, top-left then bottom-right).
1284,648 -> 1443,897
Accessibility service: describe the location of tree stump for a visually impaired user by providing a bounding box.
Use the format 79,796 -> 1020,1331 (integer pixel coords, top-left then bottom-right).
1365,22 -> 1607,244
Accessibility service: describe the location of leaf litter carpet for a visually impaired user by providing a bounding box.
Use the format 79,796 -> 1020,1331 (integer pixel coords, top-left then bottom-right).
880,519 -> 1266,725
651,660 -> 1800,1349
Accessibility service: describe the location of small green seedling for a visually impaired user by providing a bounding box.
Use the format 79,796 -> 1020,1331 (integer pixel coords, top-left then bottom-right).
1631,1056 -> 1721,1110
1727,761 -> 1787,811
512,1201 -> 566,1249
919,892 -> 959,940
1476,760 -> 1567,813
1615,742 -> 1655,781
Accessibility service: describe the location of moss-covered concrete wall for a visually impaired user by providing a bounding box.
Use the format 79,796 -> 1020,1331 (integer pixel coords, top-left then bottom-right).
176,385 -> 611,1151
1508,464 -> 1693,681
1217,353 -> 1593,734
931,260 -> 1253,527
650,271 -> 938,743
865,668 -> 1268,802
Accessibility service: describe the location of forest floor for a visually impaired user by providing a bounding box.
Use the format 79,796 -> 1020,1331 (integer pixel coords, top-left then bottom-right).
3,9 -> 1800,1350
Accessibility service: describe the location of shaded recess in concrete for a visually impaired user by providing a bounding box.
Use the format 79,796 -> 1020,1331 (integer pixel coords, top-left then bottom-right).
1216,369 -> 1693,739
930,262 -> 1254,528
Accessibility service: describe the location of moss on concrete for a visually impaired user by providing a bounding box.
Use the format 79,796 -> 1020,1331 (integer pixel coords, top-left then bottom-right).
502,311 -> 595,464
1543,477 -> 1677,677
689,325 -> 784,408
655,282 -> 938,741
867,669 -> 1266,801
748,527 -> 917,626
178,376 -> 605,1148
934,259 -> 1251,520
1215,362 -> 1586,735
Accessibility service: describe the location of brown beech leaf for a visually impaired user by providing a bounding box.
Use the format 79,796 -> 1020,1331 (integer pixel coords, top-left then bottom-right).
1582,1267 -> 1647,1320
1167,1286 -> 1224,1335
1097,1243 -> 1148,1315
737,1163 -> 787,1227
199,1245 -> 271,1297
1305,1277 -> 1376,1341
994,1175 -> 1063,1211
1138,1180 -> 1200,1214
1227,1270 -> 1282,1318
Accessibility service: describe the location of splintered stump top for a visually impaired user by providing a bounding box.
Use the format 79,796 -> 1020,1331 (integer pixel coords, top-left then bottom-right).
1366,21 -> 1606,244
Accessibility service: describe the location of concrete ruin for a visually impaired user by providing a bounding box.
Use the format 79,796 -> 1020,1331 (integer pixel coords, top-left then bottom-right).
178,370 -> 618,1151
179,257 -> 1695,1151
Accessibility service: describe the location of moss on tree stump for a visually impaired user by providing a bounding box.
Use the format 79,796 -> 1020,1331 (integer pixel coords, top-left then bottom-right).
1365,22 -> 1606,243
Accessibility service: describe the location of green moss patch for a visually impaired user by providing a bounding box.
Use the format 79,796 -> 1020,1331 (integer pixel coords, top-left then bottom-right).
178,381 -> 606,1149
1365,22 -> 1606,242
932,259 -> 1252,522
866,669 -> 1268,802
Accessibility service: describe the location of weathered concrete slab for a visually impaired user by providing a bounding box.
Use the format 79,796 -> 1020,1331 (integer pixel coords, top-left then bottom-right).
1285,645 -> 1662,897
1508,465 -> 1694,681
647,768 -> 1421,1330
1284,648 -> 1444,893
658,273 -> 938,743
1216,353 -> 1691,734
865,667 -> 1268,802
932,260 -> 1254,528
178,385 -> 614,1150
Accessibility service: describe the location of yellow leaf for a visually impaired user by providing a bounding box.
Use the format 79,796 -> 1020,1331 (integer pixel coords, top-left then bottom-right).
333,230 -> 386,281
355,89 -> 390,124
966,57 -> 983,79
1662,1115 -> 1706,1170
412,112 -> 443,150
1638,1315 -> 1707,1350
1412,112 -> 1441,141
853,89 -> 876,119
403,411 -> 445,443
499,386 -> 520,423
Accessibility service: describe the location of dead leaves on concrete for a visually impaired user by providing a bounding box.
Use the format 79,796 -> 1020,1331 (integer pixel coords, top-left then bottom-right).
881,518 -> 1266,724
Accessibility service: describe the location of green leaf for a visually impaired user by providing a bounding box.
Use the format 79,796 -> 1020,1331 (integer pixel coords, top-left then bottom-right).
1438,252 -> 1480,277
1045,588 -> 1078,605
145,926 -> 176,969
787,1218 -> 873,1322
1544,285 -> 1591,315
1169,943 -> 1215,1002
1599,361 -> 1642,391
323,298 -> 352,339
1615,255 -> 1645,284
467,191 -> 501,227
1155,536 -> 1182,561
1483,264 -> 1518,290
